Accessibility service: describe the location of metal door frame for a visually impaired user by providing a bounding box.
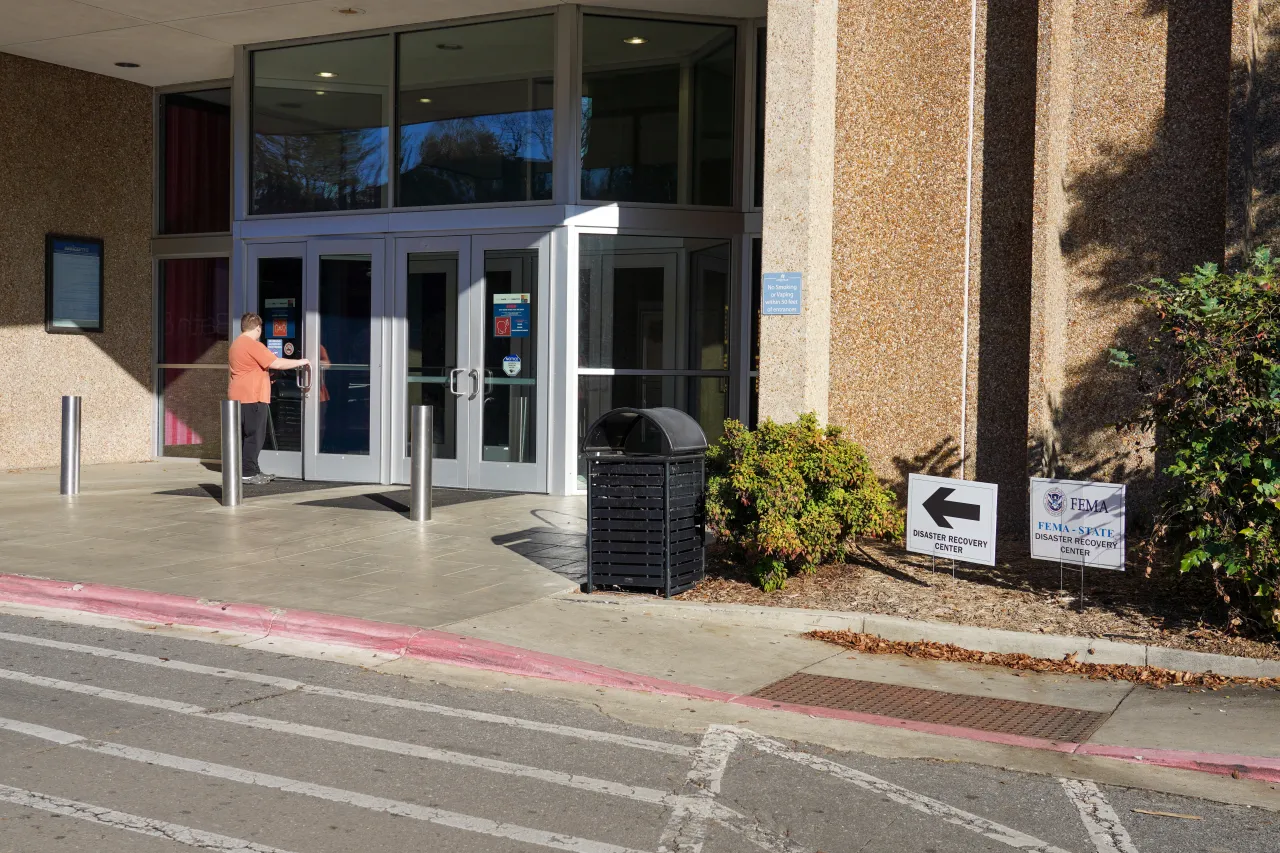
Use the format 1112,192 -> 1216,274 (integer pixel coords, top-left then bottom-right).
390,235 -> 471,487
244,241 -> 306,480
305,238 -> 386,484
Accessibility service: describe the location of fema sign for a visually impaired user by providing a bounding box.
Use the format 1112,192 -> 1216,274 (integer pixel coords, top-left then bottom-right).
1029,478 -> 1126,570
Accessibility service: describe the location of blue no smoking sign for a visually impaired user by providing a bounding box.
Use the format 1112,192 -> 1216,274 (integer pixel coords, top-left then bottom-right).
761,272 -> 802,315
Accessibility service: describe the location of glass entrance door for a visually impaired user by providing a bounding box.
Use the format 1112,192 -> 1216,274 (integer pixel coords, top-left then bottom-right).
393,233 -> 549,491
306,240 -> 385,483
246,239 -> 384,484
247,242 -> 305,480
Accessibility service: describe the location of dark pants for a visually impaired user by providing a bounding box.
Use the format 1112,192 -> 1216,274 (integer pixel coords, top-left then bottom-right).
241,402 -> 269,477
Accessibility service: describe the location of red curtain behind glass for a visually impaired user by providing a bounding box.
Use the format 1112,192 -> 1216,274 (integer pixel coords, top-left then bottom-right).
163,94 -> 231,234
161,258 -> 229,447
162,258 -> 229,363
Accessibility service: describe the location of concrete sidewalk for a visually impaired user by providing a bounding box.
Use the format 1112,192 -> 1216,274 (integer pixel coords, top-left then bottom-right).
2,461 -> 1279,789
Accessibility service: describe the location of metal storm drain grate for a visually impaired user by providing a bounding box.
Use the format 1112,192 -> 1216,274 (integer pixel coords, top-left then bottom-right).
751,673 -> 1109,743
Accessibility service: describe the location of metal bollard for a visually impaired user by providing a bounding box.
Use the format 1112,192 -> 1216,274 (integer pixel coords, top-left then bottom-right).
59,396 -> 81,496
220,400 -> 243,508
410,404 -> 433,522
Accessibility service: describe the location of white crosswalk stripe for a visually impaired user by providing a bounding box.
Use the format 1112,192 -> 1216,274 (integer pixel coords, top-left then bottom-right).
738,727 -> 1076,853
0,716 -> 651,853
0,629 -> 691,755
0,784 -> 300,853
0,625 -> 1127,853
1060,778 -> 1140,853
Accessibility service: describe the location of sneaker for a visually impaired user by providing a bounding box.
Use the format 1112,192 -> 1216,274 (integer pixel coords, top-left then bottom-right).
262,473 -> 277,482
242,473 -> 271,486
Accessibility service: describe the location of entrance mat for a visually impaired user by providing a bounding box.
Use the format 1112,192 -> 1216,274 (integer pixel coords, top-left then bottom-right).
299,487 -> 512,513
750,673 -> 1110,743
155,479 -> 352,501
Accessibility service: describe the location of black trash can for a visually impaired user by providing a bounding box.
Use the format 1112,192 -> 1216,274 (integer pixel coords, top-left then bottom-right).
582,407 -> 708,598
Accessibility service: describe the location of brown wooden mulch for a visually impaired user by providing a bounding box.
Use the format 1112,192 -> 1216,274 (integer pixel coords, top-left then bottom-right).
677,538 -> 1280,662
806,629 -> 1280,691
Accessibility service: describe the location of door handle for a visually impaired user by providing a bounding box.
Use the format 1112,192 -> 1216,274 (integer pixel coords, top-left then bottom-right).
467,368 -> 480,401
295,364 -> 312,395
448,368 -> 466,397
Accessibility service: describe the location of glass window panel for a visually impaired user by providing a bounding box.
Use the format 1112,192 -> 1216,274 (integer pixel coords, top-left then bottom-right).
482,250 -> 538,463
750,237 -> 761,428
581,15 -> 736,205
406,252 -> 458,459
251,36 -> 390,214
159,258 -> 229,365
318,255 -> 373,456
257,257 -> 304,453
160,89 -> 231,234
578,235 -> 730,370
161,368 -> 226,459
398,17 -> 554,207
754,26 -> 766,208
577,375 -> 727,479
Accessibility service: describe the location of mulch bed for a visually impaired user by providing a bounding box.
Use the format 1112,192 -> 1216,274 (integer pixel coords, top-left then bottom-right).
807,630 -> 1280,691
677,538 -> 1280,662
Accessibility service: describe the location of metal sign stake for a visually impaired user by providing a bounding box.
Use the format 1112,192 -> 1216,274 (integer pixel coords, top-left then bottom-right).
1080,555 -> 1086,613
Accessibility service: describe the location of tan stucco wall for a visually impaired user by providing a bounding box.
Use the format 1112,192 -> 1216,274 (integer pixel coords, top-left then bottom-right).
828,0 -> 977,490
0,54 -> 154,470
826,0 -> 1238,527
1030,0 -> 1233,518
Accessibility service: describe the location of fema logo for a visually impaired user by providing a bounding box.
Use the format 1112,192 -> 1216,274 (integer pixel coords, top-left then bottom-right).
1044,488 -> 1066,517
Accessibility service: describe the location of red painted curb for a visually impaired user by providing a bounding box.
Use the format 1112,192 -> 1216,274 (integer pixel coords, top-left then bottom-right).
1,572 -> 1277,783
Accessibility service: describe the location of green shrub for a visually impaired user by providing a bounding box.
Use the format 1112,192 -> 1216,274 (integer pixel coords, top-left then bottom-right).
1111,249 -> 1280,631
705,413 -> 904,591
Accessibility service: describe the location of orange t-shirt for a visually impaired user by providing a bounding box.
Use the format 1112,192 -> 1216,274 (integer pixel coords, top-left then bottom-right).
228,335 -> 277,404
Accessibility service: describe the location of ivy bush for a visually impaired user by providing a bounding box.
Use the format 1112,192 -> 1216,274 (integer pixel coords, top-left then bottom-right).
1111,249 -> 1280,631
705,414 -> 904,591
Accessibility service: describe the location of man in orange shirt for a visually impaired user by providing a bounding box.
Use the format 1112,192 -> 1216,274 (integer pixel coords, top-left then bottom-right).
228,313 -> 309,485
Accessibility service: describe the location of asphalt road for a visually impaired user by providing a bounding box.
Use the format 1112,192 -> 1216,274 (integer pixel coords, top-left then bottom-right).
0,612 -> 1274,853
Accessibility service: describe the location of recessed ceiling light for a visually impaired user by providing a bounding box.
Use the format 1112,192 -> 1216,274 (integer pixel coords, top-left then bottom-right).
418,97 -> 433,103
314,90 -> 326,95
315,71 -> 337,78
622,36 -> 647,45
114,61 -> 140,68
436,43 -> 463,51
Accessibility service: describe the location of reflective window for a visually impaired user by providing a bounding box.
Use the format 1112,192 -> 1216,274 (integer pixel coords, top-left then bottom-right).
406,253 -> 459,459
581,15 -> 736,206
251,36 -> 390,214
750,237 -> 761,427
318,255 -> 374,455
158,258 -> 230,458
578,235 -> 730,478
483,250 -> 538,463
257,257 -> 304,453
160,89 -> 231,234
754,27 -> 766,208
398,17 -> 554,207
160,258 -> 229,365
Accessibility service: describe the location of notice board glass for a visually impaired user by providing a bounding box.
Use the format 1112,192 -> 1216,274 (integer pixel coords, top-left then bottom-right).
45,235 -> 104,333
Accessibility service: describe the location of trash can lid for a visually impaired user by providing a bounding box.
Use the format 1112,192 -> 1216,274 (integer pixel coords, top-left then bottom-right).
582,407 -> 709,456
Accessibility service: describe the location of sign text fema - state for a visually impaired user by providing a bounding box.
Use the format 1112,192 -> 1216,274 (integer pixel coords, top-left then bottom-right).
906,474 -> 999,566
761,272 -> 802,315
1030,478 -> 1126,570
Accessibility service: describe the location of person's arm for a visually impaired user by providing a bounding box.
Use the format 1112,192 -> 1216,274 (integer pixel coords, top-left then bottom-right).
269,357 -> 310,371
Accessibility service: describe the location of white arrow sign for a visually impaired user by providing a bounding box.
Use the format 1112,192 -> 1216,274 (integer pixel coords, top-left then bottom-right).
906,474 -> 999,567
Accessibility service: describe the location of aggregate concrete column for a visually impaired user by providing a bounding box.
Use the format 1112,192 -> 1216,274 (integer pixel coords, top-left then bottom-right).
757,0 -> 839,425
